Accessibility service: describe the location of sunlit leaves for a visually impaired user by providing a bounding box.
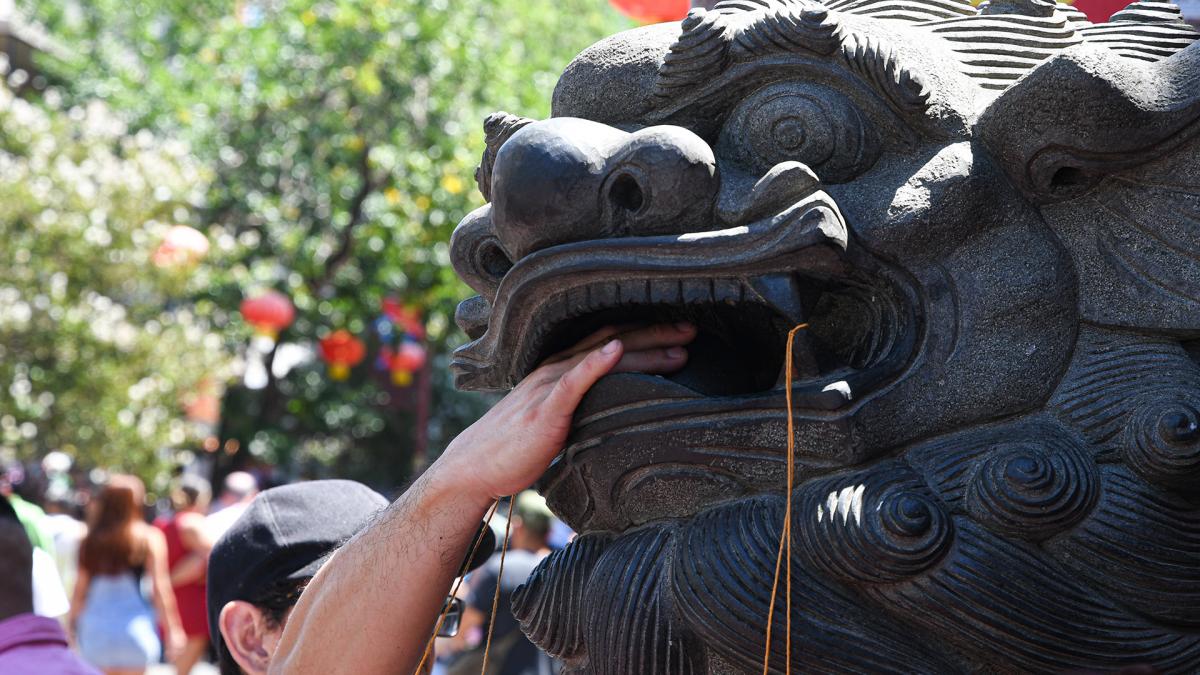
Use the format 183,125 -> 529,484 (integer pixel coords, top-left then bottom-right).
0,82 -> 231,476
22,0 -> 630,485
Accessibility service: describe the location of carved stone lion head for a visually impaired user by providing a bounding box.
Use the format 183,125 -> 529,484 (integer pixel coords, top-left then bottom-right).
449,0 -> 1200,670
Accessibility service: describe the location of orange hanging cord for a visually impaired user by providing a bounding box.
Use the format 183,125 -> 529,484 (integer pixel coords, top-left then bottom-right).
762,323 -> 807,675
480,496 -> 516,673
415,498 -> 501,674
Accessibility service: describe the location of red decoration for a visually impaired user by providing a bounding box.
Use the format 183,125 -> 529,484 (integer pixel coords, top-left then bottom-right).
608,0 -> 689,23
152,225 -> 210,267
381,298 -> 426,339
381,342 -> 427,386
182,378 -> 221,426
239,290 -> 295,340
1069,0 -> 1129,22
319,330 -> 366,380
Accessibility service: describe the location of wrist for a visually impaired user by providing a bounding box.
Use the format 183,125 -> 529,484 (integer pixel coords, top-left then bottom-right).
425,443 -> 497,513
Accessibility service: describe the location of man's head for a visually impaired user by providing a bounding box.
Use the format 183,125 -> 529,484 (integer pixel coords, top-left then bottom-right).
218,471 -> 258,506
172,474 -> 212,513
511,490 -> 553,551
207,480 -> 388,675
0,496 -> 34,621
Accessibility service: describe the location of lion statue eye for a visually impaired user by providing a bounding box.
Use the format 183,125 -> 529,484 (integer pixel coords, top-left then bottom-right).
719,82 -> 879,183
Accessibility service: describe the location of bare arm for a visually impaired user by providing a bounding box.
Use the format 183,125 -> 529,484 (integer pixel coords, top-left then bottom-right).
145,526 -> 185,660
169,513 -> 214,586
67,565 -> 89,644
270,323 -> 695,675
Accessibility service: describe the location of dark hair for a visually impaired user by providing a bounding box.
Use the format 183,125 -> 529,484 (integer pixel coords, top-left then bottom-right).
80,475 -> 147,575
217,576 -> 311,675
173,474 -> 212,511
0,512 -> 34,621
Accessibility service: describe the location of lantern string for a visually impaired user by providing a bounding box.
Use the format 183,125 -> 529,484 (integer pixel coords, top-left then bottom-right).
415,498 -> 500,674
762,323 -> 807,675
480,496 -> 515,674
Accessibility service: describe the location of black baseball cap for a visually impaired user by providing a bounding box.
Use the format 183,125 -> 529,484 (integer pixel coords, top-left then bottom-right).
207,479 -> 496,656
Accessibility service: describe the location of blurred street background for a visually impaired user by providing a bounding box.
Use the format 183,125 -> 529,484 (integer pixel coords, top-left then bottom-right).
2,0 -> 1197,673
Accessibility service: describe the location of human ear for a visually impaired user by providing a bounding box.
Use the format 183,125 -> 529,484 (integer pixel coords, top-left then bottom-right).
219,600 -> 274,675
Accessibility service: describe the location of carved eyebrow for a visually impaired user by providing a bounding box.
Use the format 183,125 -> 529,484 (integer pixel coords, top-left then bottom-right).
652,3 -> 931,119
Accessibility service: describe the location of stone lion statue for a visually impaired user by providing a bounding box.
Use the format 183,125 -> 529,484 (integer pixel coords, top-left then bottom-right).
448,0 -> 1200,670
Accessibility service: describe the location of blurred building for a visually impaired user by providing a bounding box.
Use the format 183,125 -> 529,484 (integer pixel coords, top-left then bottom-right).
0,0 -> 65,93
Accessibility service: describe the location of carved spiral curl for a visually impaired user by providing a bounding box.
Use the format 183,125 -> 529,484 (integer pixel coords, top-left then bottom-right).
798,473 -> 953,583
967,440 -> 1098,541
655,9 -> 732,100
1123,394 -> 1200,493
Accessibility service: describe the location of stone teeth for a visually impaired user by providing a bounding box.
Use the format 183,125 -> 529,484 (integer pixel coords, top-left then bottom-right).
682,279 -> 711,305
588,280 -> 619,311
619,279 -> 648,305
748,274 -> 806,324
713,279 -> 743,305
650,278 -> 682,304
566,286 -> 590,315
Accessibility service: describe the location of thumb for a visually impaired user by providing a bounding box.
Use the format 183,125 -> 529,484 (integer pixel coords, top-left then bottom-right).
543,339 -> 623,417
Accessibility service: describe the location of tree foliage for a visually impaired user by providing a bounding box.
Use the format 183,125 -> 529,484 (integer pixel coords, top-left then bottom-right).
0,81 -> 229,478
21,1 -> 628,488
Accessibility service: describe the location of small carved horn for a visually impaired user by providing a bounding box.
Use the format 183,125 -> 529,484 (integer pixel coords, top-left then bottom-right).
474,111 -> 535,202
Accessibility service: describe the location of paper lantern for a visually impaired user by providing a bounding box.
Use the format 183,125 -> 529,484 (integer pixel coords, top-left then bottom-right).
183,379 -> 221,426
608,0 -> 689,23
152,225 -> 210,267
381,298 -> 426,339
319,330 -> 366,380
382,341 -> 427,386
239,291 -> 295,340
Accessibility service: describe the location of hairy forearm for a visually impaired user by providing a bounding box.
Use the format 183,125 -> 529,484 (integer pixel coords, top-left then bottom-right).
270,456 -> 492,675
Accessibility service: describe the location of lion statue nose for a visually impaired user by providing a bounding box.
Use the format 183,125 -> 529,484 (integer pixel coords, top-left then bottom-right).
489,117 -> 719,261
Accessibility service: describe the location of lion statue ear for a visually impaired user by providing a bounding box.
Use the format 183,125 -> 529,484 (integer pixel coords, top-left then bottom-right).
978,41 -> 1200,332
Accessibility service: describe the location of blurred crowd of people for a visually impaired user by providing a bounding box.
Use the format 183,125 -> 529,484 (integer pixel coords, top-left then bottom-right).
0,456 -> 253,674
0,454 -> 572,675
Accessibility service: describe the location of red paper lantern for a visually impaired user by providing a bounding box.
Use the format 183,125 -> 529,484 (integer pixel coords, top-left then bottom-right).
182,378 -> 221,425
608,0 -> 689,24
239,290 -> 295,340
381,298 -> 426,339
383,342 -> 427,386
318,330 -> 366,380
152,225 -> 210,267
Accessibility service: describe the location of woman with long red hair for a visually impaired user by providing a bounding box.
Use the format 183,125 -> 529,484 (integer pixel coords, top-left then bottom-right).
68,475 -> 185,675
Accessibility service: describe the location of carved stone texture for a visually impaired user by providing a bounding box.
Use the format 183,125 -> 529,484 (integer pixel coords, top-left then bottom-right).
447,0 -> 1200,670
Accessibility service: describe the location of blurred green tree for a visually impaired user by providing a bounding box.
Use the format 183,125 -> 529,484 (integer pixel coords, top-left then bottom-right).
21,0 -> 628,489
0,81 -> 230,480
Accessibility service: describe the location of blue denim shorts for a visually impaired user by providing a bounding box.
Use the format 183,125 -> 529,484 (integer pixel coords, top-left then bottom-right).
77,574 -> 161,669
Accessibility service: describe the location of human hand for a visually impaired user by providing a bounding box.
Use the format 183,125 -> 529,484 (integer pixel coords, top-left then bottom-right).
164,625 -> 186,663
439,322 -> 697,501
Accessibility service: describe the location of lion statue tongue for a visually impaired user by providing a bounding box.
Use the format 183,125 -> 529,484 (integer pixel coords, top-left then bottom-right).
449,0 -> 1200,671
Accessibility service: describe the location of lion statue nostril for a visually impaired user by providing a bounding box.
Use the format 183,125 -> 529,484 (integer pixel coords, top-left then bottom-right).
477,241 -> 513,280
608,173 -> 644,212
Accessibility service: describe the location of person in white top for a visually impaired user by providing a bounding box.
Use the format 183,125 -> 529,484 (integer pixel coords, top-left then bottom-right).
204,471 -> 258,541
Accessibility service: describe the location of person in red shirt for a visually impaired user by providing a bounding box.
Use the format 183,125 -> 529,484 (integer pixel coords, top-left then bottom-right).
0,494 -> 100,675
156,476 -> 214,675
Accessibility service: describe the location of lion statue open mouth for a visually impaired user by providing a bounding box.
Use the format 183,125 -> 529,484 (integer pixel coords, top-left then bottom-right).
447,0 -> 1200,670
